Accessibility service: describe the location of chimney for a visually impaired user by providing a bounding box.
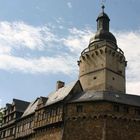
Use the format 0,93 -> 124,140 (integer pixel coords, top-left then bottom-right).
56,81 -> 65,90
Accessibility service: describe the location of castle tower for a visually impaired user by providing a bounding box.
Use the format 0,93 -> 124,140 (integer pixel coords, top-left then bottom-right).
79,6 -> 127,93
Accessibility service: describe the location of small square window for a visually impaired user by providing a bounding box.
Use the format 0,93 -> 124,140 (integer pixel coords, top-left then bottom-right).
135,109 -> 140,115
112,77 -> 115,80
93,77 -> 97,80
123,106 -> 129,113
113,105 -> 119,112
76,105 -> 83,113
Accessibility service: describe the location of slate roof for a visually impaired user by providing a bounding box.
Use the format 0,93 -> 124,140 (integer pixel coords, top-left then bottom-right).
13,99 -> 30,112
6,103 -> 12,108
22,98 -> 39,117
45,81 -> 78,106
21,81 -> 79,117
70,90 -> 140,107
40,96 -> 48,104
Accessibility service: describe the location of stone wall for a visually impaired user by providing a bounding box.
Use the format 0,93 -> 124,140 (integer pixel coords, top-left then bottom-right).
79,43 -> 126,93
106,118 -> 140,140
63,118 -> 104,140
63,101 -> 140,140
35,127 -> 63,140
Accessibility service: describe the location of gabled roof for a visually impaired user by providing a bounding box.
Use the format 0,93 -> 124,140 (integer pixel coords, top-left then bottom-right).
6,103 -> 12,108
21,80 -> 82,118
45,81 -> 78,106
5,99 -> 29,113
40,96 -> 48,104
22,98 -> 39,117
70,91 -> 140,107
13,99 -> 30,112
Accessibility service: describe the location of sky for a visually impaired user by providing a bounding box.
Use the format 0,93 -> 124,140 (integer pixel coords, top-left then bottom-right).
0,0 -> 140,107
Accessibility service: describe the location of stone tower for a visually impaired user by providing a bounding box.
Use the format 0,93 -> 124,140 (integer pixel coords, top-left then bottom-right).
79,6 -> 127,93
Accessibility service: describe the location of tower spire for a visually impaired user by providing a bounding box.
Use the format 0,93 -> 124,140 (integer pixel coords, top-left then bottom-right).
89,5 -> 117,45
96,5 -> 110,32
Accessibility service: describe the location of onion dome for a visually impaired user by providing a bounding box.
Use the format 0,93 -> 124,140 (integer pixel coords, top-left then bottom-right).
89,5 -> 117,45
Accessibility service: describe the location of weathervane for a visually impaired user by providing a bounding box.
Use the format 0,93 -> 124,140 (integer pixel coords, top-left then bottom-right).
101,0 -> 106,12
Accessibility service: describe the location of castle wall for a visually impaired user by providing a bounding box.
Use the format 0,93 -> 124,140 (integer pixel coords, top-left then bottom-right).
106,118 -> 140,140
35,127 -> 63,140
63,118 -> 104,140
63,102 -> 112,140
63,101 -> 140,140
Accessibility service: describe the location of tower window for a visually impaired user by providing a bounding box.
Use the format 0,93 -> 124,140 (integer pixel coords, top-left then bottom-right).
76,105 -> 83,113
123,106 -> 129,113
112,77 -> 115,80
95,51 -> 98,55
100,49 -> 103,54
135,109 -> 140,115
93,76 -> 97,80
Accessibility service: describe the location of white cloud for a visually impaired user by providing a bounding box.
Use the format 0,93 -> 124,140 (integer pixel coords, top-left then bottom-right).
0,45 -> 11,54
0,21 -> 56,51
114,31 -> 140,95
126,82 -> 140,95
0,54 -> 76,75
0,21 -> 77,75
67,2 -> 72,8
0,21 -> 139,95
62,28 -> 93,54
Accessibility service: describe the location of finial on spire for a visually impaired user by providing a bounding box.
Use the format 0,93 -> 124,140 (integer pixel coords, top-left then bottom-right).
101,0 -> 106,12
102,5 -> 105,13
